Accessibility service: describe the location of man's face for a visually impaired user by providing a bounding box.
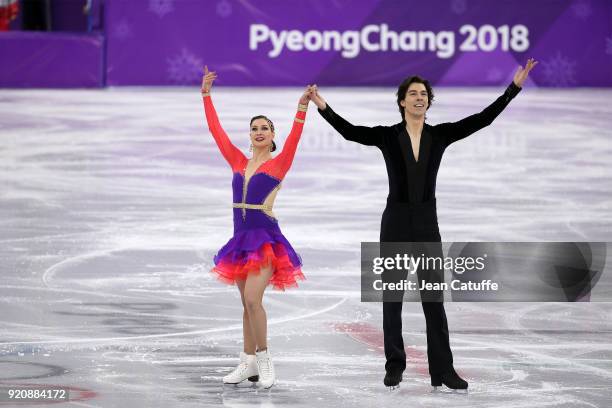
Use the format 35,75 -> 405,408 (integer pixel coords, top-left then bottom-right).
400,83 -> 429,119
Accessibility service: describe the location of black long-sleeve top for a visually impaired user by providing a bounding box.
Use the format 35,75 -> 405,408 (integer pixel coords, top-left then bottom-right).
318,82 -> 522,204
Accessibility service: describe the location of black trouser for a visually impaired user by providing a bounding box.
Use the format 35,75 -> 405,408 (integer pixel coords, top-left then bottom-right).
380,199 -> 453,376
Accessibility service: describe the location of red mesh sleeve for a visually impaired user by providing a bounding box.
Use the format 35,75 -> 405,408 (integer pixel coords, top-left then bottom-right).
203,95 -> 247,172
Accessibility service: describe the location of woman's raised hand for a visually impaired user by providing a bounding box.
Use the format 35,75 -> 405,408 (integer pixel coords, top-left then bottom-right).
299,85 -> 312,106
513,58 -> 538,88
308,85 -> 327,110
201,65 -> 217,93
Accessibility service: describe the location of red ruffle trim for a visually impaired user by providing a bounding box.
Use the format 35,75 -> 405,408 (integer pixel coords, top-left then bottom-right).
211,242 -> 305,291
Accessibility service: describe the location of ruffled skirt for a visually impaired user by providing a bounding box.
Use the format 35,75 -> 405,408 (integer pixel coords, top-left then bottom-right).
212,227 -> 305,291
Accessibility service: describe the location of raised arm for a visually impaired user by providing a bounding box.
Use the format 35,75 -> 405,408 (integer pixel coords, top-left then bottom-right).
201,66 -> 246,171
310,85 -> 383,147
437,58 -> 537,146
273,87 -> 310,178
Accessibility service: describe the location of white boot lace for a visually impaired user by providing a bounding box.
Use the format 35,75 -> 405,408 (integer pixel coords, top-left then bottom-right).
232,362 -> 248,376
258,357 -> 271,378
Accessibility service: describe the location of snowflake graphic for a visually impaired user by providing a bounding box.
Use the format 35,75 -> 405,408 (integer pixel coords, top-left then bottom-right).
451,0 -> 467,15
542,52 -> 577,87
216,0 -> 232,17
571,1 -> 592,20
486,67 -> 503,82
606,37 -> 612,55
167,48 -> 204,85
149,0 -> 174,18
111,20 -> 132,40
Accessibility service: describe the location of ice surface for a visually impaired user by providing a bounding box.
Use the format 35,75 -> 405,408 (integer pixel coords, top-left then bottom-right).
0,87 -> 611,407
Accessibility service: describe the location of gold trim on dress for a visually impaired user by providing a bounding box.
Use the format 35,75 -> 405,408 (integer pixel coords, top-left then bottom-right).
201,92 -> 210,97
233,203 -> 273,211
294,117 -> 305,123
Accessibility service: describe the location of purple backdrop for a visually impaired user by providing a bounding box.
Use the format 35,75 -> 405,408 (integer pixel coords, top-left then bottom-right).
105,0 -> 612,87
0,31 -> 104,88
1,0 -> 611,88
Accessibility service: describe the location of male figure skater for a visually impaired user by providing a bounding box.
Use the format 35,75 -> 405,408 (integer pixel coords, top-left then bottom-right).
308,58 -> 537,389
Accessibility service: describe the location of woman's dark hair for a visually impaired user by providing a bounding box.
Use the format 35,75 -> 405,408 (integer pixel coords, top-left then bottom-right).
396,76 -> 434,120
250,115 -> 276,152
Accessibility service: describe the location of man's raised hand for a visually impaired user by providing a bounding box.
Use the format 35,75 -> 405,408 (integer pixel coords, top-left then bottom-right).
513,58 -> 538,88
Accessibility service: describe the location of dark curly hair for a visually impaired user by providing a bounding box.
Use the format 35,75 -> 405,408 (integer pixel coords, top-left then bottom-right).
396,76 -> 434,121
250,115 -> 276,152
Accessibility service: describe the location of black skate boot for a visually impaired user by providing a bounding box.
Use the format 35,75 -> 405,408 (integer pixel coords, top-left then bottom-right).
383,370 -> 403,389
431,367 -> 468,391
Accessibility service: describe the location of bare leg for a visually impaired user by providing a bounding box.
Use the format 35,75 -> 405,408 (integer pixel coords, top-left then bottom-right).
243,264 -> 273,351
237,279 -> 256,355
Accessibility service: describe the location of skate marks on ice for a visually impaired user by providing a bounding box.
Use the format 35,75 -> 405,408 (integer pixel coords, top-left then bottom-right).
330,302 -> 611,405
1,88 -> 612,406
1,244 -> 353,406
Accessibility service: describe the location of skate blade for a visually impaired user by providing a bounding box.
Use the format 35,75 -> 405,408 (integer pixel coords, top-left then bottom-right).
222,382 -> 240,387
222,374 -> 259,386
223,381 -> 259,389
431,385 -> 468,394
386,384 -> 400,391
222,379 -> 248,386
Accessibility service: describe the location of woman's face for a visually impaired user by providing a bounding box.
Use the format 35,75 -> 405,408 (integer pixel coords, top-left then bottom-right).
401,83 -> 429,118
250,118 -> 274,150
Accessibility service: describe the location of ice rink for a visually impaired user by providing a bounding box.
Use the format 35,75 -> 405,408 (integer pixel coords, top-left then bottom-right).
1,87 -> 611,407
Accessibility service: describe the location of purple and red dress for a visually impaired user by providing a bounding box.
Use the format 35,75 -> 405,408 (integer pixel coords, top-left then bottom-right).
203,94 -> 306,290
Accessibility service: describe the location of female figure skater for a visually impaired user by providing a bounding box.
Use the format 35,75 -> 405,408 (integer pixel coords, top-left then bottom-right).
201,67 -> 310,389
308,59 -> 537,390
